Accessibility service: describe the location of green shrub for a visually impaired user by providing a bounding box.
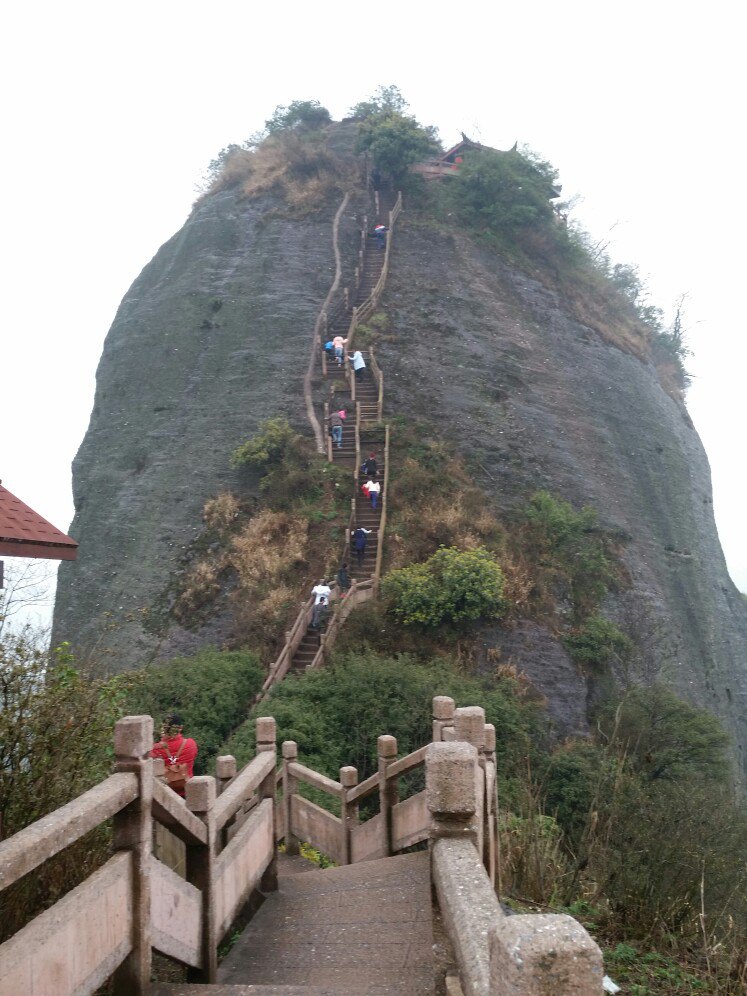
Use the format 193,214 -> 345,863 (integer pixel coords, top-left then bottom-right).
356,109 -> 439,182
600,684 -> 731,784
381,546 -> 506,627
265,99 -> 331,134
123,648 -> 263,774
0,634 -> 126,940
523,490 -> 620,618
223,650 -> 544,796
447,147 -> 559,238
231,416 -> 347,510
563,614 -> 633,673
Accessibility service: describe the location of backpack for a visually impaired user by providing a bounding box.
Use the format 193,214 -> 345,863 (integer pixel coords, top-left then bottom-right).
324,341 -> 334,353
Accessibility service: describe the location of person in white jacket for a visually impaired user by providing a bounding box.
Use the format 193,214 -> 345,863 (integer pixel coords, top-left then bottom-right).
350,350 -> 366,381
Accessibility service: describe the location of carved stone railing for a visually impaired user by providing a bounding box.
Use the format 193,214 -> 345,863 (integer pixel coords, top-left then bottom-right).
1,699 -> 606,996
0,715 -> 279,994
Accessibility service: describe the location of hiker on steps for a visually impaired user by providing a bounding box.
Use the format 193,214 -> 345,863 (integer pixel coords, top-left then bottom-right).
311,594 -> 329,630
361,453 -> 378,477
373,224 -> 388,250
352,526 -> 373,567
337,562 -> 351,597
311,578 -> 331,606
328,409 -> 345,449
363,478 -> 381,509
332,335 -> 347,366
350,350 -> 366,381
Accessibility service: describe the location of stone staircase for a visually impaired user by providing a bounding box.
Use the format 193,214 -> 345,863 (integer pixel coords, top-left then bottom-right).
218,852 -> 433,993
152,852 -> 434,994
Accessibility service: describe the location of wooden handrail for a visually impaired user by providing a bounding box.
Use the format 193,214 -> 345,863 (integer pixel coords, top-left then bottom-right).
0,772 -> 138,892
373,423 -> 390,588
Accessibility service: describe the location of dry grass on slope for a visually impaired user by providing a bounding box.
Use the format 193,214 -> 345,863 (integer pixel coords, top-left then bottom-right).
203,132 -> 353,213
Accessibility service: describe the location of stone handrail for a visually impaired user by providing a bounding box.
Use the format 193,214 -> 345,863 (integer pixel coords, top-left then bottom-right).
427,733 -> 604,996
0,771 -> 138,892
0,714 -> 279,992
2,700 -> 606,995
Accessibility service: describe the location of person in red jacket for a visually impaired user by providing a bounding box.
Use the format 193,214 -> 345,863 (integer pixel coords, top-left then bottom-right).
150,713 -> 198,796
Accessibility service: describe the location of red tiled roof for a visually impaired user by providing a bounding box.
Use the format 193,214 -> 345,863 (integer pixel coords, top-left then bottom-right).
0,483 -> 78,561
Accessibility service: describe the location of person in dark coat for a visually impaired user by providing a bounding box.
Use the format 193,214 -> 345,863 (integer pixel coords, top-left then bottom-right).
352,526 -> 372,567
337,562 -> 351,595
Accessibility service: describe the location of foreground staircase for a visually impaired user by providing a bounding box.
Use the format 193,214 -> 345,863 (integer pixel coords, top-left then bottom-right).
153,854 -> 433,994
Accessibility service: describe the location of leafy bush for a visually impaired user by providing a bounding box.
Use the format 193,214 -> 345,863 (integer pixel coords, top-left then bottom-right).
265,100 -> 331,134
123,648 -> 263,774
522,490 -> 620,619
381,546 -> 506,627
223,650 -> 544,795
356,108 -> 439,181
231,416 -> 347,509
447,147 -> 559,238
0,634 -> 126,940
600,684 -> 731,784
564,614 -> 634,674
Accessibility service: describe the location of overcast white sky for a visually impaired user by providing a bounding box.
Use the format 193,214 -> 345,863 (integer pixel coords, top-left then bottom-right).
2,0 -> 745,628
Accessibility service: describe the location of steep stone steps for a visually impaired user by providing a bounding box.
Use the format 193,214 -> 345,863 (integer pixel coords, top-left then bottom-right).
217,853 -> 433,994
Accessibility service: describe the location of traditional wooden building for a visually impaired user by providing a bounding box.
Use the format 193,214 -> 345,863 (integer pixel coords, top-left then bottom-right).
0,481 -> 77,578
412,134 -> 562,201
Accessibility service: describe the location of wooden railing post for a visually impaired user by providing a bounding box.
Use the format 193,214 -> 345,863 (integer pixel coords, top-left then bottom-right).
339,765 -> 358,865
112,715 -> 153,996
432,696 -> 456,742
186,775 -> 218,983
282,741 -> 299,856
377,735 -> 398,857
256,717 -> 278,892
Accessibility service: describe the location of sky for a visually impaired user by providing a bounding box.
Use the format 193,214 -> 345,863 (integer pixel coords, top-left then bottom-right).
1,0 -> 745,629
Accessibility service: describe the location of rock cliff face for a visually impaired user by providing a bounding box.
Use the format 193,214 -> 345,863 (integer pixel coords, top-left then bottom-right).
54,175 -> 747,783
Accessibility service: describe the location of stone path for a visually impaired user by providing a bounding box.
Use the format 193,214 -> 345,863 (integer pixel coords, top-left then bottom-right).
217,852 -> 434,994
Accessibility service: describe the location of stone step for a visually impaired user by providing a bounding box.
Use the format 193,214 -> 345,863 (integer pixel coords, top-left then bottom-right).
218,853 -> 433,993
153,985 -> 356,994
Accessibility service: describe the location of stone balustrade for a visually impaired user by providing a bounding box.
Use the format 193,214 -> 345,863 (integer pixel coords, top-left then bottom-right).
0,695 -> 604,996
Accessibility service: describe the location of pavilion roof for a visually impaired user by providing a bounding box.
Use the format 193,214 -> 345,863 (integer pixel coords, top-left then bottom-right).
0,483 -> 78,561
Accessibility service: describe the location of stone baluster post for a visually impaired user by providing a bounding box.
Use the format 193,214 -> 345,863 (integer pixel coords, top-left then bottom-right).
339,765 -> 358,865
112,715 -> 153,996
282,740 -> 299,857
489,914 -> 604,995
256,717 -> 278,893
482,723 -> 497,886
432,695 -> 455,742
377,735 -> 398,857
216,755 -> 236,796
453,706 -> 486,859
426,741 -> 479,848
186,775 -> 217,983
